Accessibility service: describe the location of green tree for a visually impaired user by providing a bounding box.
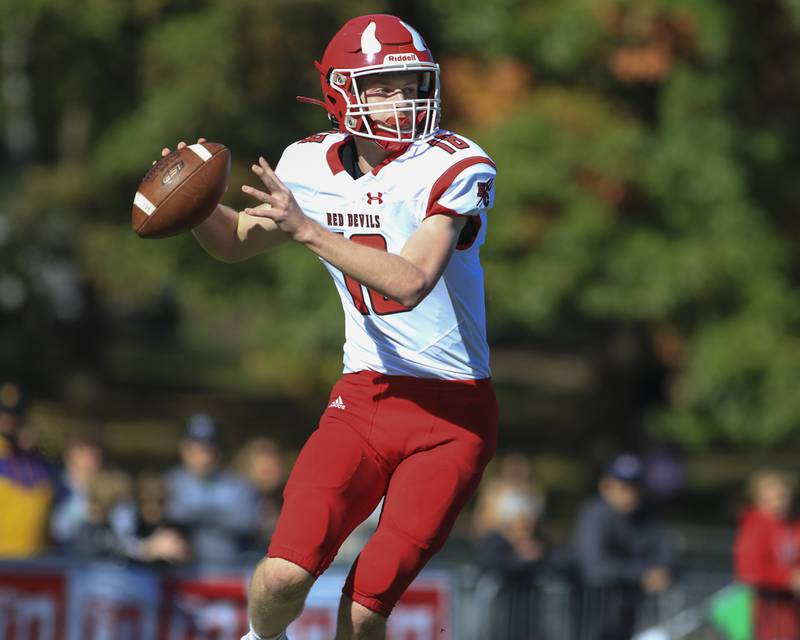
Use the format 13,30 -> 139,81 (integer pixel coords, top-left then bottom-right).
2,0 -> 800,450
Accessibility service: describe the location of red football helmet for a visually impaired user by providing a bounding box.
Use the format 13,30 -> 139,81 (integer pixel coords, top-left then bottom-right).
299,14 -> 441,150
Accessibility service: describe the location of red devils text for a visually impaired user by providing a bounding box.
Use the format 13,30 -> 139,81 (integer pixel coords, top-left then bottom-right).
327,212 -> 382,228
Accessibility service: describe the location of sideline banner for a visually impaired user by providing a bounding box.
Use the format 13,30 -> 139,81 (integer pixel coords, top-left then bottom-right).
0,572 -> 66,640
0,561 -> 454,640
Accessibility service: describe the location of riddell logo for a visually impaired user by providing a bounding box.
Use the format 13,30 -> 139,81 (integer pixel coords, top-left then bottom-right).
384,53 -> 419,63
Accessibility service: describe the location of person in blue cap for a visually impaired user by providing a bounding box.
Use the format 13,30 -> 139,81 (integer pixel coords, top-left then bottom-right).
570,453 -> 676,640
163,413 -> 260,566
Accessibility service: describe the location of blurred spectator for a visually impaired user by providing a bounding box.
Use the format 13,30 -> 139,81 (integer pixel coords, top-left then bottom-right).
472,452 -> 540,538
734,468 -> 800,640
50,430 -> 106,548
0,382 -> 55,557
132,471 -> 189,564
72,468 -> 137,559
234,437 -> 287,550
164,413 -> 260,566
475,485 -> 547,579
571,453 -> 676,640
472,475 -> 549,639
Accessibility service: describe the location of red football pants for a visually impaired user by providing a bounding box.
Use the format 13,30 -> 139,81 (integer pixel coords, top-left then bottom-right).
267,370 -> 498,616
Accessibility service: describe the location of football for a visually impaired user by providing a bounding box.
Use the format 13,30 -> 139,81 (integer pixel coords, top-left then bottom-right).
132,142 -> 231,238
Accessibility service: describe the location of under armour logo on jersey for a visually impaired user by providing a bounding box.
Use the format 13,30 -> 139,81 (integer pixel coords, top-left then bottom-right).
476,178 -> 494,208
328,395 -> 346,410
366,192 -> 383,205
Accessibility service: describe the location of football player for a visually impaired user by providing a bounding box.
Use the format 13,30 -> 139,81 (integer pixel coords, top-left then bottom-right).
164,14 -> 498,640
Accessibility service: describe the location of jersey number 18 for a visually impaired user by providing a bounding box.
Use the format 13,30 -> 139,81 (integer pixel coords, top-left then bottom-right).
339,234 -> 411,316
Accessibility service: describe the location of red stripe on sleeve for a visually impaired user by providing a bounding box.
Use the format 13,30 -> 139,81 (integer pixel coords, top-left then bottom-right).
425,156 -> 496,218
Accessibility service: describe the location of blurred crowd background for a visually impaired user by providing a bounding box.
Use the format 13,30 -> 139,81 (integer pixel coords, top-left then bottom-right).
2,0 -> 800,637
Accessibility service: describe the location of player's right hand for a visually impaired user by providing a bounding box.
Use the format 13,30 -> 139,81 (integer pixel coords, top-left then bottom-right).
153,137 -> 207,164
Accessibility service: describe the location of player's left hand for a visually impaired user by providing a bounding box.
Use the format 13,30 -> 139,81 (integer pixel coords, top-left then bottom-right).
242,157 -> 313,242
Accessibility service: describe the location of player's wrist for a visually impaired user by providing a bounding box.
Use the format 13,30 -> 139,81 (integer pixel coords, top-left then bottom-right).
292,217 -> 320,246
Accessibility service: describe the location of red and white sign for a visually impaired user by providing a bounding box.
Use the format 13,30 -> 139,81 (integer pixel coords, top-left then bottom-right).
0,573 -> 66,640
161,576 -> 249,640
0,564 -> 453,640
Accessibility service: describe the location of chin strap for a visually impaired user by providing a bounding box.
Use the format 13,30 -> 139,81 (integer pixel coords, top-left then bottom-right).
298,61 -> 338,117
295,95 -> 326,109
295,95 -> 339,127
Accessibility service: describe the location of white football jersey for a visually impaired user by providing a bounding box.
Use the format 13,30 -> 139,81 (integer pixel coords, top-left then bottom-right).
275,130 -> 496,380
